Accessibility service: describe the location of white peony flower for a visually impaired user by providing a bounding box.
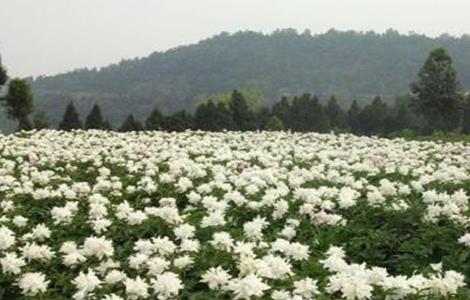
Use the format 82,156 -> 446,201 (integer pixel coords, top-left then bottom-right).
17,272 -> 49,296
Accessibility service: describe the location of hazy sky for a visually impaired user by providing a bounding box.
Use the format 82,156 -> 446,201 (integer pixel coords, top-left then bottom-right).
1,0 -> 470,77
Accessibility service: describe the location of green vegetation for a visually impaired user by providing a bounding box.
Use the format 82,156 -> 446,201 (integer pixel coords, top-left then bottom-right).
21,30 -> 470,130
1,31 -> 470,141
59,102 -> 83,131
411,48 -> 463,132
2,79 -> 33,131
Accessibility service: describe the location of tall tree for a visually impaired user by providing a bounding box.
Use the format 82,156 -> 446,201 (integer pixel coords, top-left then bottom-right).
462,96 -> 470,134
411,48 -> 463,132
271,96 -> 291,129
289,94 -> 329,132
162,110 -> 192,132
59,102 -> 82,131
347,100 -> 361,133
145,108 -> 164,130
229,90 -> 254,131
214,102 -> 234,130
0,60 -> 7,89
325,96 -> 346,130
2,79 -> 33,131
358,96 -> 388,135
119,114 -> 143,132
194,100 -> 216,131
254,107 -> 271,130
85,104 -> 105,129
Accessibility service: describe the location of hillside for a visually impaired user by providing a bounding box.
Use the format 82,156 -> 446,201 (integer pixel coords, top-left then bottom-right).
21,29 -> 470,128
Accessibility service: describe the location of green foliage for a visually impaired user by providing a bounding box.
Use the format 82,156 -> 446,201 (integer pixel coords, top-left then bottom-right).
265,115 -> 284,131
33,112 -> 51,129
411,48 -> 464,132
229,90 -> 255,131
0,62 -> 7,88
118,114 -> 143,132
325,96 -> 347,130
2,79 -> 33,131
195,87 -> 265,110
462,96 -> 470,134
271,96 -> 291,127
58,102 -> 82,131
162,110 -> 192,132
145,108 -> 164,131
358,96 -> 388,135
85,104 -> 106,130
29,30 -> 470,127
347,100 -> 361,133
289,94 -> 329,132
194,100 -> 234,131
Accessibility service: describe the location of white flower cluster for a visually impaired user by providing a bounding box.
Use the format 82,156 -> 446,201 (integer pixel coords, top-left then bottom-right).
321,246 -> 465,300
0,130 -> 468,299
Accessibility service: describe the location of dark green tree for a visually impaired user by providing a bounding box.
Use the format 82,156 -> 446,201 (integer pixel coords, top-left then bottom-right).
0,61 -> 7,88
162,110 -> 192,132
229,90 -> 254,131
214,102 -> 234,130
383,95 -> 419,134
347,100 -> 361,133
254,107 -> 271,130
2,79 -> 33,131
325,96 -> 346,130
194,100 -> 233,131
33,112 -> 51,129
358,96 -> 388,135
145,108 -> 164,131
194,100 -> 216,131
271,96 -> 291,129
265,116 -> 285,131
85,104 -> 106,129
289,94 -> 329,132
411,48 -> 463,132
59,102 -> 82,131
462,96 -> 470,134
119,114 -> 143,132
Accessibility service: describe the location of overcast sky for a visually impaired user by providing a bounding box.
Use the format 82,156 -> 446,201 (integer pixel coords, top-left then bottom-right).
1,0 -> 470,77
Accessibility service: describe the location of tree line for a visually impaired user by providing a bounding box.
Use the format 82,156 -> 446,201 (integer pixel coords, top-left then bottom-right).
1,47 -> 470,136
30,29 -> 470,118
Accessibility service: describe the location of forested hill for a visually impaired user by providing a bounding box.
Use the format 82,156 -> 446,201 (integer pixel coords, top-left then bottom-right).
27,29 -> 470,127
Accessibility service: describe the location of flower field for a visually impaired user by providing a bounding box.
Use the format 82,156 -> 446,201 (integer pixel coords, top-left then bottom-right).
0,130 -> 469,300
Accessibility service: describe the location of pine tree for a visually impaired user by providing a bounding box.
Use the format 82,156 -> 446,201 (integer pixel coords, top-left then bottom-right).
254,107 -> 271,130
162,110 -> 192,132
214,102 -> 234,130
325,96 -> 346,130
59,102 -> 82,131
118,114 -> 143,132
411,48 -> 463,132
358,96 -> 388,135
462,96 -> 470,134
289,94 -> 329,132
194,101 -> 215,131
85,104 -> 105,129
0,61 -> 7,89
2,79 -> 33,131
347,100 -> 361,133
229,90 -> 254,131
145,108 -> 164,130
